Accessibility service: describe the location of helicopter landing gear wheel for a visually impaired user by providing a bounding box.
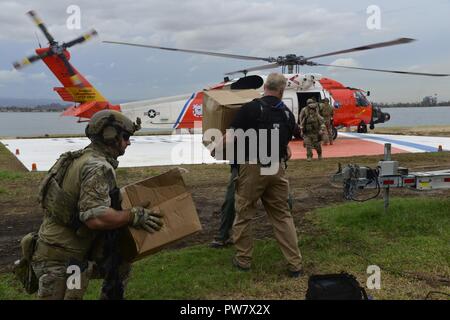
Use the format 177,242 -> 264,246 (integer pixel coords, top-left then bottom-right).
332,126 -> 338,140
357,122 -> 368,133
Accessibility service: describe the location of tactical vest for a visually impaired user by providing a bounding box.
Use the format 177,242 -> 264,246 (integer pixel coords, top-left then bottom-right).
256,99 -> 292,161
38,149 -> 88,229
304,108 -> 321,134
34,147 -> 116,262
320,103 -> 333,119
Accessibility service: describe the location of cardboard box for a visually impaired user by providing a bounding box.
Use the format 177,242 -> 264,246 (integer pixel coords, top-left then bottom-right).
119,168 -> 202,261
202,89 -> 261,147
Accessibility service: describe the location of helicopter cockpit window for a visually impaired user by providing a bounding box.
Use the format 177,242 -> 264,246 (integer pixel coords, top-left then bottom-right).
354,91 -> 369,107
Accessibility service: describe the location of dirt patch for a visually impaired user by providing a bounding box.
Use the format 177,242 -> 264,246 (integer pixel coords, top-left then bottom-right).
1,151 -> 450,272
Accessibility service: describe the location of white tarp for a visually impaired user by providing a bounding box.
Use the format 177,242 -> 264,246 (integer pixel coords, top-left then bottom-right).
1,134 -> 223,171
1,133 -> 449,172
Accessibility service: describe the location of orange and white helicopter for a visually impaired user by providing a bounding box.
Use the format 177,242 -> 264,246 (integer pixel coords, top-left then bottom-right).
14,11 -> 450,139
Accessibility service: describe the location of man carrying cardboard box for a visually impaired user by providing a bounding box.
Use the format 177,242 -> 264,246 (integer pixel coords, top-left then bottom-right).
214,73 -> 303,277
26,110 -> 164,300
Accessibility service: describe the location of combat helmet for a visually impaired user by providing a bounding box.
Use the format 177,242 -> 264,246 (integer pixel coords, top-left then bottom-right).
85,110 -> 141,143
306,99 -> 318,108
306,98 -> 316,105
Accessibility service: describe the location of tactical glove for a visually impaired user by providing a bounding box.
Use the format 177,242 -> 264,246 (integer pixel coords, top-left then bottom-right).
129,207 -> 163,233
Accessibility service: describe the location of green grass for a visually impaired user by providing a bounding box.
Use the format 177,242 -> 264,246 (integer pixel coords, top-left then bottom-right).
1,197 -> 449,300
0,170 -> 24,181
302,198 -> 450,275
0,273 -> 33,300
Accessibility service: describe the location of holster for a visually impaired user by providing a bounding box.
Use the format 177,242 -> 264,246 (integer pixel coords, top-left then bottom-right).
13,232 -> 39,294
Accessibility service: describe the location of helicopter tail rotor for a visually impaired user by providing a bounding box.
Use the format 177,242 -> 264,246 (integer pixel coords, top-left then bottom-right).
13,11 -> 98,81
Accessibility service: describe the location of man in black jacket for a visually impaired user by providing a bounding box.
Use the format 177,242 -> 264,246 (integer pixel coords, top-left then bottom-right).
220,73 -> 303,277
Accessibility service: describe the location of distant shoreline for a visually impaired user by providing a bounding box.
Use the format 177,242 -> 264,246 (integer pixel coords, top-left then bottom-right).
378,105 -> 450,108
0,110 -> 61,112
1,105 -> 450,112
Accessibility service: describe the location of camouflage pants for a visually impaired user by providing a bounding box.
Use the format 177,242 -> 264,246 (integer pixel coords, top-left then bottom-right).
322,119 -> 334,144
303,134 -> 322,159
32,260 -> 131,300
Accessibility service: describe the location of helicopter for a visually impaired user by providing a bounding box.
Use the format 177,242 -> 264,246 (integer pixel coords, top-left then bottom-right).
13,11 -> 450,139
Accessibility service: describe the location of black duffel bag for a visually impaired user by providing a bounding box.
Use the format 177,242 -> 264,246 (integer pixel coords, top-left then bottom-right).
305,272 -> 369,300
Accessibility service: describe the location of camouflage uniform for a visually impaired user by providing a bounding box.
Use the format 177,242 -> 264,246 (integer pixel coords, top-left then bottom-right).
319,99 -> 334,145
31,142 -> 131,300
300,101 -> 325,161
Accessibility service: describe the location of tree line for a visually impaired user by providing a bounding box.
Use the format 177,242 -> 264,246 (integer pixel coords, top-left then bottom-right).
0,103 -> 67,112
372,100 -> 450,108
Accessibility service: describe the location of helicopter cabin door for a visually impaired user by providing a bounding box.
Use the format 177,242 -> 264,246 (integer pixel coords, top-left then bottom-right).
282,97 -> 296,118
296,92 -> 322,123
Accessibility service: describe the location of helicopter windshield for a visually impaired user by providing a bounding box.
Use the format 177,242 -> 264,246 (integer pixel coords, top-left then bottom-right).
354,91 -> 369,107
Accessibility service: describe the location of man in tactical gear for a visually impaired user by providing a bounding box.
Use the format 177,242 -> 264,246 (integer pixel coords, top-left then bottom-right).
217,73 -> 303,277
31,110 -> 163,300
319,98 -> 334,145
300,99 -> 325,161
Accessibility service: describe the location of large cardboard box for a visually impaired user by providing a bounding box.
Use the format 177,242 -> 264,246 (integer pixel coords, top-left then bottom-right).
119,168 -> 202,261
202,89 -> 261,147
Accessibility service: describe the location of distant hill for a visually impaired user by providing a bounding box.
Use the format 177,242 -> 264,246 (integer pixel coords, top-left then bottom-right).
0,97 -> 71,108
0,97 -> 131,108
0,97 -> 72,112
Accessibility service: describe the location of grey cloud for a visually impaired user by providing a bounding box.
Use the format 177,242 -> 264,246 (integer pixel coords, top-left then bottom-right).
1,0 -> 449,102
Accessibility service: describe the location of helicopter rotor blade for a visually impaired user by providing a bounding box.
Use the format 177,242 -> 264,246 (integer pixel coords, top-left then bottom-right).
27,10 -> 56,45
224,62 -> 280,76
64,29 -> 98,48
314,62 -> 450,77
13,51 -> 51,69
103,40 -> 274,62
57,52 -> 84,85
56,52 -> 76,76
305,38 -> 415,60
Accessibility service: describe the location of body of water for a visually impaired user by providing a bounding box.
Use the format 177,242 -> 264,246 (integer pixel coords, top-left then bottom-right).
376,106 -> 450,128
1,107 -> 449,137
0,112 -> 163,137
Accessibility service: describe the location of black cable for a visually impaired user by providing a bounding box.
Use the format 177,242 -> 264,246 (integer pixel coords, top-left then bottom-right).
343,166 -> 381,202
351,171 -> 380,202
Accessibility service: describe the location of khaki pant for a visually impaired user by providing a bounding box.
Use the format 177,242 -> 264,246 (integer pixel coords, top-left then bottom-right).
32,260 -> 131,300
232,164 -> 302,272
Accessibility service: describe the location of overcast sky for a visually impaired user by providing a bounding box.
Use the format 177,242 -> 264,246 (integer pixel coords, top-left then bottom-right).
0,0 -> 449,103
